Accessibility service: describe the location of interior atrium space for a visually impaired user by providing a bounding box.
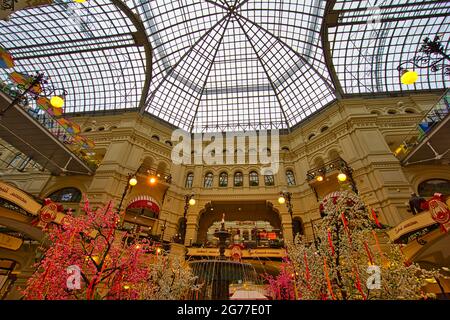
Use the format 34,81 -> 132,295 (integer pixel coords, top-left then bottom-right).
0,0 -> 449,303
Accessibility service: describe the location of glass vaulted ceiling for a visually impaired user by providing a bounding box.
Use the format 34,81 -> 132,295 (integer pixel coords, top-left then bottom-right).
0,0 -> 449,133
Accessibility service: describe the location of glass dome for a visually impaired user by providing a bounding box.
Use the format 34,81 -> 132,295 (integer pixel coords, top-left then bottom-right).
1,0 -> 448,132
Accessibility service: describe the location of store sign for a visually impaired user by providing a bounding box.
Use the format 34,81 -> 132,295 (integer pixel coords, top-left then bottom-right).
386,212 -> 436,241
188,248 -> 285,258
0,180 -> 41,215
0,233 -> 23,250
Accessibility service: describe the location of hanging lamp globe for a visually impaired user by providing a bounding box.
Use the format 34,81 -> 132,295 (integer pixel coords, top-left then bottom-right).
278,196 -> 286,204
400,70 -> 418,85
337,173 -> 347,182
189,198 -> 196,206
128,176 -> 138,186
50,95 -> 64,108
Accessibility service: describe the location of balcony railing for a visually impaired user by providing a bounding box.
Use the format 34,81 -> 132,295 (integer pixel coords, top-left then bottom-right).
394,90 -> 449,162
0,80 -> 98,171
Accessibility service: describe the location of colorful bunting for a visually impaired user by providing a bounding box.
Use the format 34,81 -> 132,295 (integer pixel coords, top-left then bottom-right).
9,71 -> 42,95
72,134 -> 95,149
0,46 -> 14,69
56,117 -> 81,135
36,96 -> 63,117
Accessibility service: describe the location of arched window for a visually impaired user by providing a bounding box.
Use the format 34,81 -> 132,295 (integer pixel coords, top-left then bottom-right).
219,172 -> 228,187
204,172 -> 214,188
418,179 -> 450,197
249,171 -> 259,186
234,172 -> 243,187
405,108 -> 417,114
48,187 -> 82,203
264,173 -> 275,186
185,173 -> 194,189
286,170 -> 296,186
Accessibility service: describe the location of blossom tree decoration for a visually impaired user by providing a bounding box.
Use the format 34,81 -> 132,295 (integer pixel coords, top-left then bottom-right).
284,190 -> 440,300
264,258 -> 296,300
23,198 -> 196,300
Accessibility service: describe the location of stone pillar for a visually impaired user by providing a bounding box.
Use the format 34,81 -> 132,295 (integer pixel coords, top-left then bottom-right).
169,243 -> 186,259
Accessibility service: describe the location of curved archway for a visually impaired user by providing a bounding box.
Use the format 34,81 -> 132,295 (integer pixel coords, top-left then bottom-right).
418,179 -> 450,197
47,187 -> 82,203
196,201 -> 283,247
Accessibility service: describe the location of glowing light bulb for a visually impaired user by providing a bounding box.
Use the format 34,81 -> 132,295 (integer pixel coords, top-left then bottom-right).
149,177 -> 156,185
278,196 -> 286,204
129,177 -> 137,186
316,175 -> 324,182
337,173 -> 347,182
400,70 -> 418,85
50,95 -> 64,108
189,198 -> 196,206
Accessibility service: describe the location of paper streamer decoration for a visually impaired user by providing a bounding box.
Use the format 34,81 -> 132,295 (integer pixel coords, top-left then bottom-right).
9,71 -> 42,95
36,96 -> 63,117
327,229 -> 335,256
371,208 -> 382,228
0,46 -> 14,68
323,257 -> 336,300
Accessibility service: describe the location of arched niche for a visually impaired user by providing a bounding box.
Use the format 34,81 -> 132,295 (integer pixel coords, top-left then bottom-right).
195,201 -> 283,245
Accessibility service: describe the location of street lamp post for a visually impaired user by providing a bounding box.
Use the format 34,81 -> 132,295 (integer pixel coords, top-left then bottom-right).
397,35 -> 450,85
278,191 -> 294,239
160,219 -> 167,242
117,173 -> 137,224
179,194 -> 195,244
309,217 -> 319,249
0,72 -> 68,116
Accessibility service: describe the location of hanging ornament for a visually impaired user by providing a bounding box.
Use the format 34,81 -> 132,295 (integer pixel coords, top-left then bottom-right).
371,208 -> 382,228
363,241 -> 374,265
372,230 -> 385,261
327,228 -> 335,256
323,257 -> 336,300
353,266 -> 367,300
340,212 -> 349,228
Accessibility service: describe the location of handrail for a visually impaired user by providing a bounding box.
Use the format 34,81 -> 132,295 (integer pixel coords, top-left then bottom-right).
394,89 -> 449,161
0,80 -> 98,170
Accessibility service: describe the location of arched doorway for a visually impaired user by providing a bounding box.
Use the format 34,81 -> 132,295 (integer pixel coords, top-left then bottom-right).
196,201 -> 283,249
122,195 -> 160,237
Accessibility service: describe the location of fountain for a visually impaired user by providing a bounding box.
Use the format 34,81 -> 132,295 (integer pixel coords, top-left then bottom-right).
189,213 -> 261,300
